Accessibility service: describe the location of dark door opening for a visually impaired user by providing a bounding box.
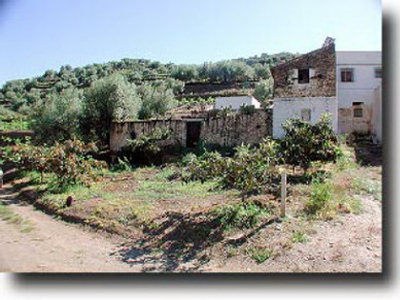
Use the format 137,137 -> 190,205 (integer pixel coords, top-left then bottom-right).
186,121 -> 202,148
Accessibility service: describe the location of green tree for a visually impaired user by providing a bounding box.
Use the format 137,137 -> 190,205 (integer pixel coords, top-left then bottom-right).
31,88 -> 83,143
81,74 -> 141,145
137,81 -> 176,119
253,79 -> 273,102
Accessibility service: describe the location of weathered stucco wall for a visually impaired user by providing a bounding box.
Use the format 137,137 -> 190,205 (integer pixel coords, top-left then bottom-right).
200,110 -> 272,146
110,109 -> 273,152
110,120 -> 186,152
273,97 -> 338,139
338,105 -> 371,135
271,43 -> 336,98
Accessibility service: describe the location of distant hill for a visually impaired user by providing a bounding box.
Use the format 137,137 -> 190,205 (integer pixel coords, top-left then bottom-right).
0,51 -> 297,112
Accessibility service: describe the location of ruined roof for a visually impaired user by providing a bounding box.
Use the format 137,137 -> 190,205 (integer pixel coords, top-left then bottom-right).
271,43 -> 335,73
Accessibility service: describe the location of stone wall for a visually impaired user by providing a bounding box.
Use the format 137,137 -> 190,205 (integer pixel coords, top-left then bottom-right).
110,109 -> 273,152
200,110 -> 272,146
271,43 -> 336,98
110,120 -> 186,152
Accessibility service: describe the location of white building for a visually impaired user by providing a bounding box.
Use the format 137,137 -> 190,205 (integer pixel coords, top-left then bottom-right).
336,51 -> 382,138
214,96 -> 261,110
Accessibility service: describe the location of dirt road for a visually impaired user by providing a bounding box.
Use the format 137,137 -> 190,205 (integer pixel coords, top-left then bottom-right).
0,185 -> 139,272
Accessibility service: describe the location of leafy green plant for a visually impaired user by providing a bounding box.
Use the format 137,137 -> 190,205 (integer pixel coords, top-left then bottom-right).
247,246 -> 272,263
4,139 -> 105,187
280,114 -> 342,171
212,200 -> 273,230
183,138 -> 281,199
292,231 -> 308,243
304,179 -> 333,215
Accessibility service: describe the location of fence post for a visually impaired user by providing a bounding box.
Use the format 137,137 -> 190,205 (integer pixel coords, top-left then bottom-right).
280,171 -> 287,218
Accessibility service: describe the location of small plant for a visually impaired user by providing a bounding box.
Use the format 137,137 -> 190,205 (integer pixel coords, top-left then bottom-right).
212,200 -> 273,230
225,244 -> 239,258
292,231 -> 308,243
247,246 -> 272,263
182,138 -> 281,199
304,179 -> 333,215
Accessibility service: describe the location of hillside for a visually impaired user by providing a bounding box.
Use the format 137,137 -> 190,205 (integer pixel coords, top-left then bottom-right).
0,51 -> 297,111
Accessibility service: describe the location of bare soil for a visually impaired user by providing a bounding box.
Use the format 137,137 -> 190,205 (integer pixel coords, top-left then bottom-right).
0,185 -> 139,272
0,182 -> 381,272
203,195 -> 382,272
0,140 -> 382,272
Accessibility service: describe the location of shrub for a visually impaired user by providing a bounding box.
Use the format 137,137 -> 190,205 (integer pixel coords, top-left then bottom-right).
137,81 -> 177,120
212,200 -> 272,230
304,179 -> 333,215
183,138 -> 281,198
48,139 -> 105,186
247,246 -> 272,263
4,139 -> 105,187
239,104 -> 257,115
280,114 -> 342,171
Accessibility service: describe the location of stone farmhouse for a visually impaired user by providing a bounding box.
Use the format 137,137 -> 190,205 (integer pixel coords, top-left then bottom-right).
271,39 -> 382,142
110,39 -> 382,153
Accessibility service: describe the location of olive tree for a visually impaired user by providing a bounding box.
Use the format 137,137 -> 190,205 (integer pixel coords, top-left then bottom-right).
81,74 -> 141,145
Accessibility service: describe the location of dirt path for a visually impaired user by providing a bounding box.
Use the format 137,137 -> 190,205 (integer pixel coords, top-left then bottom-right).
0,184 -> 140,272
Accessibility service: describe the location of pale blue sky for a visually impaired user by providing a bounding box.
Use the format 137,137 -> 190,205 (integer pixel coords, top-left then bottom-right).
0,0 -> 381,85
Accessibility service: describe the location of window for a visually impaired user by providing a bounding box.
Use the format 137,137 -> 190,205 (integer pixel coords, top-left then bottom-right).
298,69 -> 310,84
353,102 -> 363,118
354,108 -> 363,118
374,67 -> 382,78
341,68 -> 354,82
301,109 -> 311,122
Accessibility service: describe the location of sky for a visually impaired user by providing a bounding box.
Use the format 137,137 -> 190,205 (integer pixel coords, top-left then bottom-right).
0,0 -> 382,85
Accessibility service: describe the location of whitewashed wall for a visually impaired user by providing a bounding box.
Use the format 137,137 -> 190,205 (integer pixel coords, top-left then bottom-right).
273,97 -> 338,139
215,96 -> 261,110
337,51 -> 381,108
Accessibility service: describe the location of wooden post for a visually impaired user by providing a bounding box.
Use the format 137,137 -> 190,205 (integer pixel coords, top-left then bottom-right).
280,171 -> 287,218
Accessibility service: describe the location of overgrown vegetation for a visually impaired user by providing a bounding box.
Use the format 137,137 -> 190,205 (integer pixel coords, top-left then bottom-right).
182,138 -> 281,199
4,139 -> 105,187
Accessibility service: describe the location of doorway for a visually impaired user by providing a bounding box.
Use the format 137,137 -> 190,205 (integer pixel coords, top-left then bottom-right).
186,121 -> 202,148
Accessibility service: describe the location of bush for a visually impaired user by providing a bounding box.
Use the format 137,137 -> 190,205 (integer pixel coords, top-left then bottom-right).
212,200 -> 273,230
137,81 -> 177,120
5,139 -> 105,187
183,138 -> 281,198
304,179 -> 333,215
280,114 -> 342,170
